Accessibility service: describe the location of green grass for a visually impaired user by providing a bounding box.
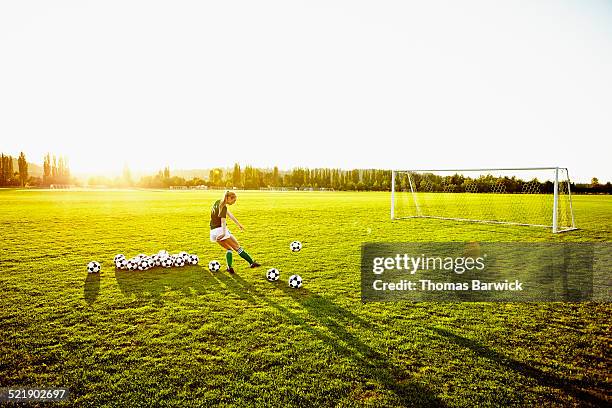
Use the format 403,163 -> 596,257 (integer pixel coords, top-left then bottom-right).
1,190 -> 610,407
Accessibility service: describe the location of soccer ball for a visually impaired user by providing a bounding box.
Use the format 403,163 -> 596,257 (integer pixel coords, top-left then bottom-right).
114,254 -> 125,263
161,256 -> 173,268
116,258 -> 128,270
266,268 -> 280,282
138,257 -> 151,271
87,261 -> 101,274
208,260 -> 221,272
290,241 -> 302,252
173,255 -> 186,267
136,253 -> 147,260
153,255 -> 162,267
146,257 -> 155,269
288,274 -> 302,289
178,251 -> 190,261
126,258 -> 138,271
188,254 -> 199,265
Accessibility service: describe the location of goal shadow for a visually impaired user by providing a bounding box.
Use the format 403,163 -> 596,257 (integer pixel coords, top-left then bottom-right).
429,326 -> 608,406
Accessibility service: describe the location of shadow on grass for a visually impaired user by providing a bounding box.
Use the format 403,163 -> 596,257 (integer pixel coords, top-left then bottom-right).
430,326 -> 608,407
84,272 -> 100,305
216,272 -> 445,407
114,266 -> 221,302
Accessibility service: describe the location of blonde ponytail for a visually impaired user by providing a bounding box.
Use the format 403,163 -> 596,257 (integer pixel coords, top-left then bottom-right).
218,190 -> 236,215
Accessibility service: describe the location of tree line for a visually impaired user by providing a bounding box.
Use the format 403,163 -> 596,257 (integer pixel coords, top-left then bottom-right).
1,154 -> 610,193
0,152 -> 71,187
134,165 -> 611,194
0,153 -> 29,187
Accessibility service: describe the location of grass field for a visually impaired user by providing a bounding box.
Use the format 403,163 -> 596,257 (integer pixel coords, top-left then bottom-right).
1,189 -> 610,407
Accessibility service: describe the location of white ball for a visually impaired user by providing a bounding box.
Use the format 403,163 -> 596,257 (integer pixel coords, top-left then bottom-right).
288,274 -> 302,289
173,256 -> 185,267
266,268 -> 280,282
188,254 -> 199,265
137,258 -> 151,271
208,260 -> 221,272
126,259 -> 138,271
87,261 -> 101,274
113,254 -> 125,263
161,256 -> 173,268
158,250 -> 169,257
153,255 -> 162,267
290,241 -> 302,252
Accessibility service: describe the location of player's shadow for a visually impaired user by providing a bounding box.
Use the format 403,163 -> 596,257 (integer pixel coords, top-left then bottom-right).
115,266 -> 219,302
217,273 -> 445,407
430,326 -> 608,407
84,273 -> 100,304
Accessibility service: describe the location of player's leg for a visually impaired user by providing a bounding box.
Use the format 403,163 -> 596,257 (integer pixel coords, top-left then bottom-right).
226,236 -> 260,268
217,239 -> 235,273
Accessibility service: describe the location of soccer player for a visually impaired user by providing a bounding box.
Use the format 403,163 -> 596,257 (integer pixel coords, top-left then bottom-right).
209,191 -> 260,273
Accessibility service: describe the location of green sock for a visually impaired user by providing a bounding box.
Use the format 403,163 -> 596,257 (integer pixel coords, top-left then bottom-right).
226,250 -> 233,268
237,247 -> 254,264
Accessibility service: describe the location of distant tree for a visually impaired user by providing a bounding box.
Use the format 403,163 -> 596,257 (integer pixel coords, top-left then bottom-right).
0,154 -> 4,186
122,164 -> 133,186
164,166 -> 170,179
209,168 -> 224,186
591,177 -> 599,187
18,152 -> 28,186
1,154 -> 14,186
52,155 -> 57,178
43,154 -> 51,184
232,163 -> 241,187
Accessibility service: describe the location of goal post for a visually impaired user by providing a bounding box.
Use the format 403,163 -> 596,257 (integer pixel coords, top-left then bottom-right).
391,167 -> 577,233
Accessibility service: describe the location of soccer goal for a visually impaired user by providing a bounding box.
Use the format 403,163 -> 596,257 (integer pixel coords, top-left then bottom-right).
391,167 -> 577,233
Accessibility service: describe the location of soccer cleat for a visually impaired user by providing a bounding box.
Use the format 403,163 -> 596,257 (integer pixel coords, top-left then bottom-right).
227,267 -> 235,274
250,262 -> 261,268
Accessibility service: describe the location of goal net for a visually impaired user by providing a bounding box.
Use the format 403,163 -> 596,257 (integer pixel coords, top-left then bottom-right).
391,167 -> 577,233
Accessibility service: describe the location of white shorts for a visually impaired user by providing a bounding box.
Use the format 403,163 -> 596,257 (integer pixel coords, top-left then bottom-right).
210,227 -> 233,243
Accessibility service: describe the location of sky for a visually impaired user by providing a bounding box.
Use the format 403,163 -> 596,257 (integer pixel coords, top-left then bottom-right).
0,0 -> 611,182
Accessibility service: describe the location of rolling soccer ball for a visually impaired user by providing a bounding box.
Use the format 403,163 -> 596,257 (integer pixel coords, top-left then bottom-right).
136,253 -> 147,260
208,260 -> 221,272
87,261 -> 101,274
116,258 -> 128,270
266,268 -> 280,282
290,241 -> 302,252
173,256 -> 186,267
126,258 -> 138,271
288,274 -> 302,289
114,254 -> 125,263
188,254 -> 199,265
161,256 -> 173,268
178,251 -> 189,261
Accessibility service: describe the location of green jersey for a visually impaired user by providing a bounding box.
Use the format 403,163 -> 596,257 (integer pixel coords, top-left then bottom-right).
210,199 -> 227,229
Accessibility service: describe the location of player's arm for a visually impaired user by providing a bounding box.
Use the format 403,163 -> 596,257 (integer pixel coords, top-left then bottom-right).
226,209 -> 244,231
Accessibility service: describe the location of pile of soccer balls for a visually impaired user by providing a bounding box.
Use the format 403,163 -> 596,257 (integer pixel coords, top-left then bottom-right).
265,240 -> 303,289
91,251 -> 200,273
114,251 -> 199,271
